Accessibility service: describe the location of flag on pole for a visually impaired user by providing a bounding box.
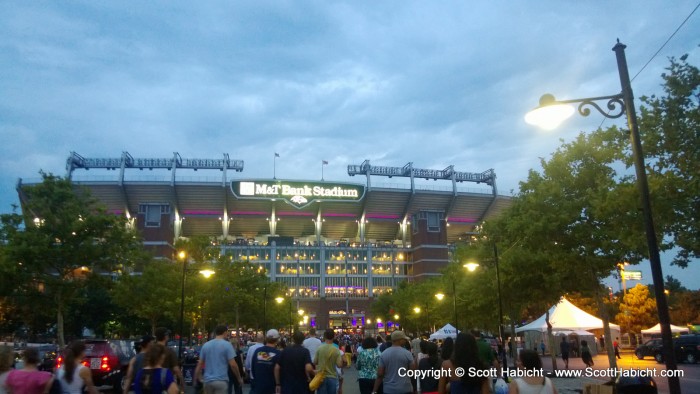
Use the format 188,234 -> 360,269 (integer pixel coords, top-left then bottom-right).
275,153 -> 280,157
322,160 -> 328,165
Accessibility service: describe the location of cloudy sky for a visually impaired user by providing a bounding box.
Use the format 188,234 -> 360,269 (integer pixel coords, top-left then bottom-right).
1,1 -> 698,288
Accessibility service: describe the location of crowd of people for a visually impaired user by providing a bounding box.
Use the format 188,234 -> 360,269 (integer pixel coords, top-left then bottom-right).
0,326 -> 561,394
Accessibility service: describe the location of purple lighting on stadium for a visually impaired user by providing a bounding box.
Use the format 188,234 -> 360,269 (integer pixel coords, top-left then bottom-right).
108,209 -> 123,215
366,214 -> 401,219
229,211 -> 268,216
278,211 -> 314,217
182,210 -> 221,216
447,217 -> 478,223
322,213 -> 357,218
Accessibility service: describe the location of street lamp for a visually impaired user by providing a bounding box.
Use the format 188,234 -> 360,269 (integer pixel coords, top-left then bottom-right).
525,41 -> 680,394
177,251 -> 214,363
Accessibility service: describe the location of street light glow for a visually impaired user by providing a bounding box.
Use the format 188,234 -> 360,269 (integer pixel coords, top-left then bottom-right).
275,296 -> 284,304
464,262 -> 480,272
178,251 -> 186,260
413,307 -> 421,314
524,94 -> 575,130
435,293 -> 445,301
199,269 -> 215,278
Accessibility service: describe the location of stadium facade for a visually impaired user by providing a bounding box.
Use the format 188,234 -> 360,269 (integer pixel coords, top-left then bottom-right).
18,152 -> 512,330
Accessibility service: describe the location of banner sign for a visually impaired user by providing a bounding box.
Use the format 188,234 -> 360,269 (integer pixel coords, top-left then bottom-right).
623,270 -> 642,280
231,180 -> 365,209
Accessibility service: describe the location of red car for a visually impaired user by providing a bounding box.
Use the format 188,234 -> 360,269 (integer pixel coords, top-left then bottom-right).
56,340 -> 136,391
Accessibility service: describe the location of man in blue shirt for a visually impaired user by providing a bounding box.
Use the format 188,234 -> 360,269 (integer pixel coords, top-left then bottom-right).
195,325 -> 244,394
251,329 -> 282,394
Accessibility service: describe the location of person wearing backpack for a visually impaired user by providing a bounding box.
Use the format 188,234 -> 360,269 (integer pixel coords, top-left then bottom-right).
133,343 -> 178,394
124,335 -> 155,394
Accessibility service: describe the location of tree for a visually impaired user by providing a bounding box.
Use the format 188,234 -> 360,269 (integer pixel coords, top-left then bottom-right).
616,283 -> 657,335
112,260 -> 181,334
0,173 -> 146,346
638,55 -> 700,267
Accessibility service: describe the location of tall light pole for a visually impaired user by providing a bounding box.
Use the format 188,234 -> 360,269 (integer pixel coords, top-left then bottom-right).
177,251 -> 214,363
525,41 -> 680,394
178,251 -> 187,363
493,243 -> 504,343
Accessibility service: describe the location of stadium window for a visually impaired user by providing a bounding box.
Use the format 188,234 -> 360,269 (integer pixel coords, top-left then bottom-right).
139,204 -> 168,227
427,212 -> 441,232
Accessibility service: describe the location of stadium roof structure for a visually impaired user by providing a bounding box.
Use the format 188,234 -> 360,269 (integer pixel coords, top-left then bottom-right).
20,152 -> 513,243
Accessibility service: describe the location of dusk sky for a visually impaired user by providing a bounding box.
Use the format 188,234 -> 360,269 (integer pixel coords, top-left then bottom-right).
1,1 -> 698,288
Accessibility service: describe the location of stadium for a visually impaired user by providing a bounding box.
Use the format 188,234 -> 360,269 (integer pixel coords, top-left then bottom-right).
18,152 -> 513,330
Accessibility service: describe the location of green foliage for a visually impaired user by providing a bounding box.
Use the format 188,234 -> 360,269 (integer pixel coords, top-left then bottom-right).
0,173 -> 146,345
638,56 -> 700,267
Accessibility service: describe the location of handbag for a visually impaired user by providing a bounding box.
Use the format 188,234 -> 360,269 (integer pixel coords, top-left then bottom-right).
309,346 -> 336,391
309,370 -> 325,391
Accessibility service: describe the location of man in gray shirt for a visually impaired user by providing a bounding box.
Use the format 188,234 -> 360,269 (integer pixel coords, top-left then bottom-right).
372,330 -> 415,394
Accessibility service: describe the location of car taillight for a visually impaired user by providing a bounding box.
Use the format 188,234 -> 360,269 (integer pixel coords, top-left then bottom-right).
56,356 -> 63,369
101,356 -> 111,371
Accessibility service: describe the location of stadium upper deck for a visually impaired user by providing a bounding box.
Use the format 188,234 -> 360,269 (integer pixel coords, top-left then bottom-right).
19,152 -> 511,245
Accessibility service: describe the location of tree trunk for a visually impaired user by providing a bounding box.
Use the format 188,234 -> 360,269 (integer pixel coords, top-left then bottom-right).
545,310 -> 558,371
57,292 -> 65,347
595,291 -> 618,371
235,305 -> 240,338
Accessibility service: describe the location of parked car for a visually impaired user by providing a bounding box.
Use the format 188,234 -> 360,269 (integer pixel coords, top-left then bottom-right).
654,334 -> 700,364
56,339 -> 136,391
635,338 -> 662,360
37,345 -> 58,372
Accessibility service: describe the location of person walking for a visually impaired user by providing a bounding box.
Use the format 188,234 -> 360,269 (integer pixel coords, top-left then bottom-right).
438,333 -> 490,394
313,330 -> 343,394
56,341 -> 99,394
372,330 -> 414,394
133,343 -> 179,394
5,348 -> 53,394
0,346 -> 15,394
355,337 -> 380,394
228,340 -> 245,394
580,340 -> 594,368
508,349 -> 558,394
417,341 -> 440,394
245,333 -> 265,392
274,331 -> 313,394
250,329 -> 282,394
154,327 -> 184,392
302,328 -> 322,363
613,338 -> 621,360
559,336 -> 570,370
123,335 -> 155,394
195,325 -> 244,394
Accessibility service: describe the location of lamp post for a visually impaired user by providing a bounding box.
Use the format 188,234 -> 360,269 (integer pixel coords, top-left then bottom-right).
178,251 -> 187,363
177,251 -> 214,363
525,41 -> 680,394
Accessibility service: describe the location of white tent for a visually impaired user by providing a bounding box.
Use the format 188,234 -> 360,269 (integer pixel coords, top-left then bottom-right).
515,298 -> 619,356
641,323 -> 689,334
515,297 -> 620,333
430,324 -> 458,340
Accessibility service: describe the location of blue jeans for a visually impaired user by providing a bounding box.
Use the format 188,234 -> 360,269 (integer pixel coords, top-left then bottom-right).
316,377 -> 338,394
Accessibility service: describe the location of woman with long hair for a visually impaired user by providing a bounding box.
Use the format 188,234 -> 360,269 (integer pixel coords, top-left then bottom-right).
133,343 -> 178,394
440,337 -> 454,361
5,348 -> 53,394
438,333 -> 490,394
0,346 -> 15,394
508,350 -> 558,394
355,336 -> 380,394
57,341 -> 98,394
418,341 -> 440,394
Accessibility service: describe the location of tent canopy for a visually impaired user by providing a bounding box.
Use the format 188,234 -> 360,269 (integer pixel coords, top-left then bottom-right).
641,323 -> 689,334
430,323 -> 458,340
515,297 -> 620,333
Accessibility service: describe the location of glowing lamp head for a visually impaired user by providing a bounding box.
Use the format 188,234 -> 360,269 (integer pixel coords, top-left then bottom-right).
525,94 -> 575,130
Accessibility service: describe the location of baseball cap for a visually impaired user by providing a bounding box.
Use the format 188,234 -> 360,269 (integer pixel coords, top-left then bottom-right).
266,329 -> 280,339
391,330 -> 408,341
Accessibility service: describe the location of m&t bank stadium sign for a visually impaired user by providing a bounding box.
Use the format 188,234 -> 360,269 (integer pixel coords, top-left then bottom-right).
231,180 -> 365,209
